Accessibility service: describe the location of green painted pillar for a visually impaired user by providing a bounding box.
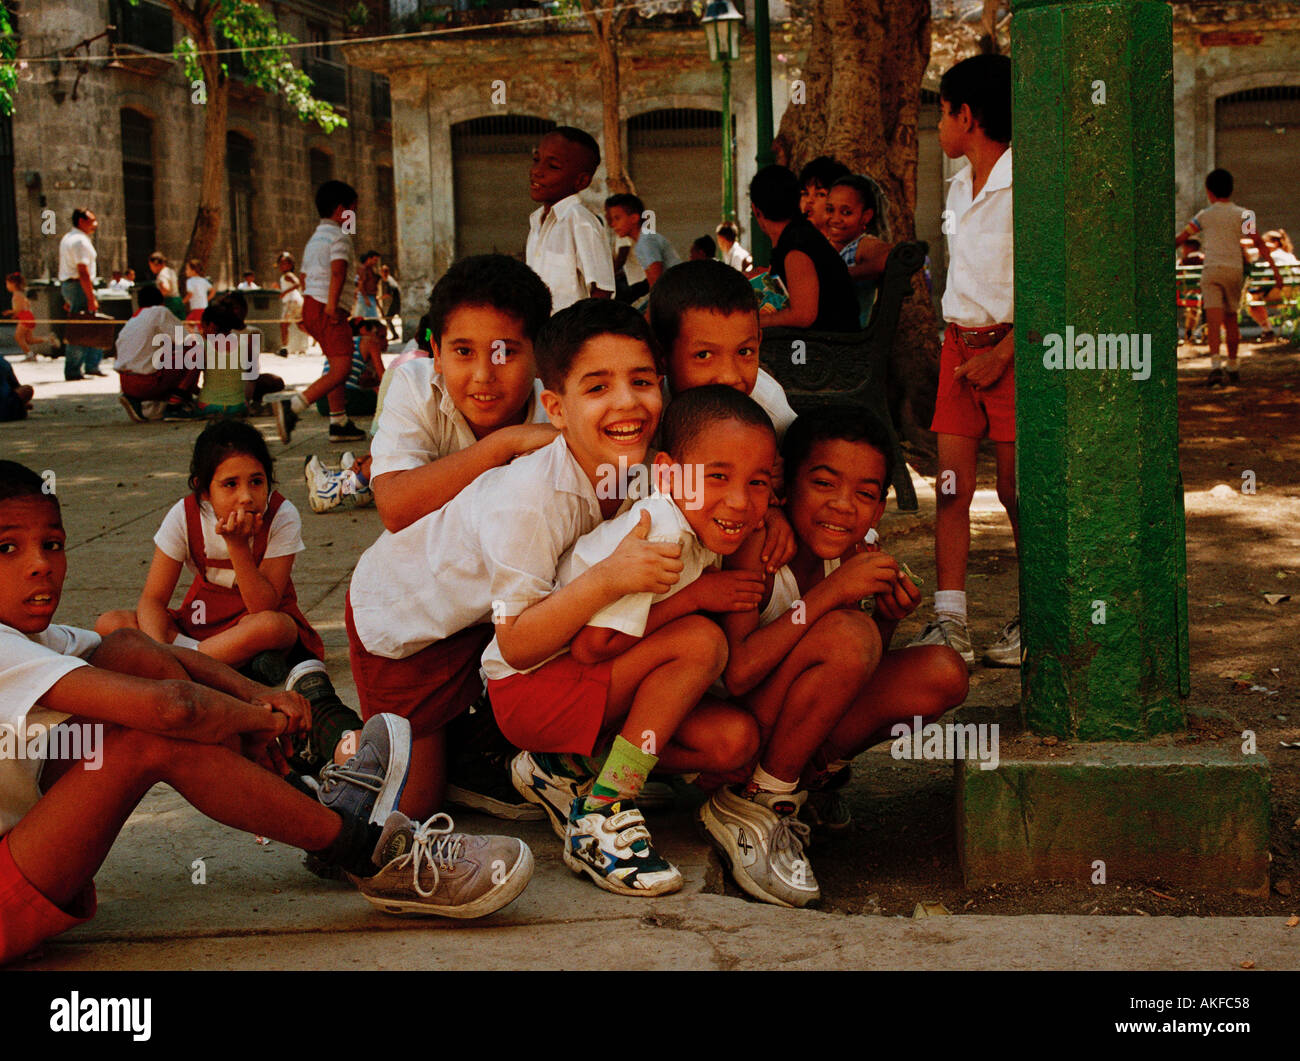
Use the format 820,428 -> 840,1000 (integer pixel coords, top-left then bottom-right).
1014,0 -> 1190,740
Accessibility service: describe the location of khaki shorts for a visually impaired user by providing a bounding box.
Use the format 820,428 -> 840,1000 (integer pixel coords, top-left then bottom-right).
1200,266 -> 1243,314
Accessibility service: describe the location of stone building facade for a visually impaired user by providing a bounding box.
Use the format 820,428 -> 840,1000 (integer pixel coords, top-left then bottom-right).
9,0 -> 393,293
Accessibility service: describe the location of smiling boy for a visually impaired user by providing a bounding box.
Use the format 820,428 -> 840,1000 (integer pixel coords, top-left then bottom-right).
489,383 -> 772,896
526,127 -> 615,310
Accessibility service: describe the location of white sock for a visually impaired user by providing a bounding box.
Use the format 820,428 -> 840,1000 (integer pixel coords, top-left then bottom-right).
171,634 -> 200,650
750,763 -> 798,794
290,393 -> 308,414
337,469 -> 362,496
934,590 -> 967,624
329,411 -> 346,426
1209,354 -> 1222,372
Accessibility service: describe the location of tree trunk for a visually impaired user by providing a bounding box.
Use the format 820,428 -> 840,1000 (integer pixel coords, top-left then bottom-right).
774,0 -> 939,456
579,0 -> 635,195
186,46 -> 227,270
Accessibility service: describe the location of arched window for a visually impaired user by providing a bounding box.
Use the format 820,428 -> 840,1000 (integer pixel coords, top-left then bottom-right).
227,132 -> 255,282
121,109 -> 157,279
451,115 -> 556,257
628,108 -> 722,258
1216,86 -> 1300,239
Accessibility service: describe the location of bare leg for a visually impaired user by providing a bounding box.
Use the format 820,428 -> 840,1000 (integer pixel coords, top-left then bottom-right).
653,697 -> 759,775
397,731 -> 447,821
934,432 -> 979,592
196,611 -> 298,666
994,440 -> 1019,556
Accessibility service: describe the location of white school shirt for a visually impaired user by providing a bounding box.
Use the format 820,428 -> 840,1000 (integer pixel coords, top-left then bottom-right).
186,275 -> 212,311
236,281 -> 259,291
526,194 -> 616,311
369,359 -> 551,479
154,498 -> 305,590
302,218 -> 355,309
722,240 -> 753,272
0,622 -> 100,837
350,435 -> 640,660
115,305 -> 183,375
480,493 -> 718,681
57,229 -> 96,283
940,148 -> 1014,327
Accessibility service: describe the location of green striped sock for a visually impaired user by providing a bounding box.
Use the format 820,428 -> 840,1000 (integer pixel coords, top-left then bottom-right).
584,735 -> 657,811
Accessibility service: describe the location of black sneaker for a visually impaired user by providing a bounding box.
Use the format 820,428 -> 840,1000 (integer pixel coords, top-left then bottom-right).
446,699 -> 545,821
243,650 -> 290,688
1226,369 -> 1241,384
272,396 -> 299,443
329,420 -> 367,443
1205,368 -> 1225,388
118,394 -> 147,424
285,660 -> 363,773
277,346 -> 290,358
163,400 -> 202,421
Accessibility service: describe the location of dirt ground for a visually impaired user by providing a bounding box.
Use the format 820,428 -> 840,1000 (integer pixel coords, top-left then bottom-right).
716,336 -> 1300,918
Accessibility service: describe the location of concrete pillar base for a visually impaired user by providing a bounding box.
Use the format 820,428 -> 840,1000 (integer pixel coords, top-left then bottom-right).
957,742 -> 1269,892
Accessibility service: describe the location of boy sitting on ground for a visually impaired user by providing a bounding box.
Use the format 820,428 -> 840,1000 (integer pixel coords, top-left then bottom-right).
487,378 -> 772,898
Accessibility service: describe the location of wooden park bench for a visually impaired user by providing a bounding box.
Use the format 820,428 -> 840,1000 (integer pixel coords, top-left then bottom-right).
1176,260 -> 1300,337
758,239 -> 928,511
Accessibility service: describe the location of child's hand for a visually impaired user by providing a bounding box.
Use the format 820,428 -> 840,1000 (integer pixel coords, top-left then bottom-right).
953,335 -> 1013,390
873,568 -> 922,622
501,423 -> 559,461
691,570 -> 766,613
760,508 -> 797,572
253,689 -> 312,735
605,509 -> 684,595
830,550 -> 900,606
215,508 -> 262,543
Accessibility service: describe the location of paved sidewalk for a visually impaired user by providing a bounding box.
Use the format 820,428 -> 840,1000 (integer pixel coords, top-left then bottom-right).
2,350 -> 1294,971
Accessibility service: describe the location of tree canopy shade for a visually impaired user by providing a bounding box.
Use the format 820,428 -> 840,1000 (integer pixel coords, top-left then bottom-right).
774,0 -> 940,447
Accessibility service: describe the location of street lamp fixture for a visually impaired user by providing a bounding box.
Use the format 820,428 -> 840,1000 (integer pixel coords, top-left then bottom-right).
701,0 -> 743,224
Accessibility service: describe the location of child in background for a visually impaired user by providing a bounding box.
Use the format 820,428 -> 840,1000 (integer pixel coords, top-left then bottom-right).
149,252 -> 184,318
0,357 -> 33,421
237,271 -> 259,291
193,299 -> 252,420
356,250 -> 382,319
715,223 -> 753,273
798,156 -> 851,239
826,175 -> 892,328
218,290 -> 285,414
181,259 -> 212,325
277,251 -> 306,357
1245,229 -> 1297,341
272,180 -> 367,444
113,284 -> 190,423
526,127 -> 615,310
5,273 -> 51,361
690,235 -> 717,262
703,410 -> 968,907
107,269 -> 133,293
496,385 -> 773,896
604,193 -> 682,291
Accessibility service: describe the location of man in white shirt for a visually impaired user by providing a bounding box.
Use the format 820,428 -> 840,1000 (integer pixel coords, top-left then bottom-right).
910,53 -> 1020,670
57,207 -> 101,380
715,223 -> 753,273
525,127 -> 615,311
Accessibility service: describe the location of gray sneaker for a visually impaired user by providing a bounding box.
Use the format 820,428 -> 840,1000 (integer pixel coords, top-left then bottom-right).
983,615 -> 1021,668
699,786 -> 819,908
909,617 -> 975,666
317,713 -> 411,829
357,811 -> 534,918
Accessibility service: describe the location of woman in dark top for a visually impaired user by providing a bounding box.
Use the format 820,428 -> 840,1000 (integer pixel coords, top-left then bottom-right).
750,165 -> 860,333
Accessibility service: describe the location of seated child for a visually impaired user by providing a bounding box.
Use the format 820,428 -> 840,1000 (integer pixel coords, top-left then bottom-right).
346,299 -> 682,824
826,175 -> 893,328
604,193 -> 682,291
715,223 -> 753,273
193,298 -> 253,420
0,356 -> 33,422
700,409 -> 969,907
0,459 -> 536,961
113,284 -> 190,423
5,273 -> 51,361
798,156 -> 851,239
95,421 -> 361,775
220,289 -> 285,413
489,384 -> 774,896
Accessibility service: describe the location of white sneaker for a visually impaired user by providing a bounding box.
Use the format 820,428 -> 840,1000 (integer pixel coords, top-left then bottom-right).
983,615 -> 1021,667
510,751 -> 593,839
303,455 -> 342,514
563,797 -> 683,896
909,617 -> 975,666
699,786 -> 819,908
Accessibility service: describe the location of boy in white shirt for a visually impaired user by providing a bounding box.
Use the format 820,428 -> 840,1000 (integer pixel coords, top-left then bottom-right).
0,461 -> 531,962
272,180 -> 367,445
491,384 -> 773,897
526,127 -> 615,311
715,224 -> 753,273
910,53 -> 1019,669
114,284 -> 190,422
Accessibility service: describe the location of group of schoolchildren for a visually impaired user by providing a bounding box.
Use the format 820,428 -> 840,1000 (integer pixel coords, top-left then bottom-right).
1,53 -> 1022,962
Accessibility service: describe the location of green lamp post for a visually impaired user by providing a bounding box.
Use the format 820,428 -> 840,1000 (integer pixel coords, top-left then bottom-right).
701,0 -> 744,225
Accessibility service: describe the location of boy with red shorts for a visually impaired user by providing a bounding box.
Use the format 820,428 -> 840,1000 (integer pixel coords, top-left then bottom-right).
273,180 -> 367,445
910,53 -> 1020,669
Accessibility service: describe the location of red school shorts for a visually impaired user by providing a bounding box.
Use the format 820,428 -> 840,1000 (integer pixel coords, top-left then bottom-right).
345,594 -> 492,739
0,833 -> 96,966
487,653 -> 614,757
929,324 -> 1016,443
301,296 -> 353,361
